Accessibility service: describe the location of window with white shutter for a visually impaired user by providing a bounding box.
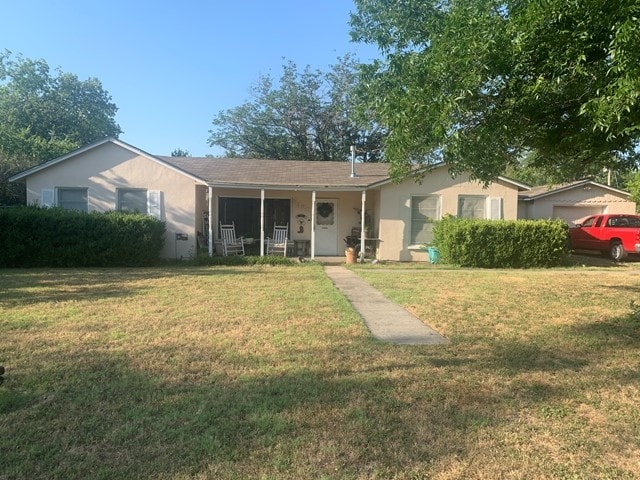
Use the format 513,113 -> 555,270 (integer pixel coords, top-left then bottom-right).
457,196 -> 504,220
116,188 -> 164,220
458,196 -> 486,219
57,188 -> 88,212
117,188 -> 148,213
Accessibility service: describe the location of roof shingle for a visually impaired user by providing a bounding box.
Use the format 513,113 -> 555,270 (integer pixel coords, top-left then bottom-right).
159,156 -> 391,189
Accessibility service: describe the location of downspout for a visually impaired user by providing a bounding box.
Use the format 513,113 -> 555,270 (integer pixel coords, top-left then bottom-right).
260,188 -> 265,256
311,190 -> 316,260
360,190 -> 366,262
208,186 -> 213,257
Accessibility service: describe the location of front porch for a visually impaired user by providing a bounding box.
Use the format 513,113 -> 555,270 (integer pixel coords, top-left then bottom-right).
195,185 -> 380,260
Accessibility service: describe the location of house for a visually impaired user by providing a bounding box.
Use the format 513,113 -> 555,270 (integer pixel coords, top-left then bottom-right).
22,137 -> 633,261
518,179 -> 636,225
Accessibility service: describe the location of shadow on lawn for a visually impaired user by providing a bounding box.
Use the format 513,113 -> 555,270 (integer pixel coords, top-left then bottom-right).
0,343 -> 522,479
2,294 -> 638,477
602,284 -> 640,293
448,313 -> 638,377
0,267 -> 267,306
0,269 -> 153,306
569,313 -> 640,347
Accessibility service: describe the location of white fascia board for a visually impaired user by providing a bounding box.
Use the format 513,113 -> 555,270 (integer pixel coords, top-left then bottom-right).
497,176 -> 532,191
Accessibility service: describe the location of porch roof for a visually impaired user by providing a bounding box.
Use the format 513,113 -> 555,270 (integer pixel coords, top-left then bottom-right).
159,156 -> 391,190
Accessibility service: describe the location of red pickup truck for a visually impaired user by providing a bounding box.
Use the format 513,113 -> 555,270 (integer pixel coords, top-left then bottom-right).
569,214 -> 640,261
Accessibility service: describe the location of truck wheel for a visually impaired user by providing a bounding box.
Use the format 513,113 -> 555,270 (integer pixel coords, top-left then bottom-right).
609,241 -> 625,262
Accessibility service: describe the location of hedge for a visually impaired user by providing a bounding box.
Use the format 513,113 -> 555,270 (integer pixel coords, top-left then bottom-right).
189,252 -> 295,266
432,216 -> 569,268
0,206 -> 165,267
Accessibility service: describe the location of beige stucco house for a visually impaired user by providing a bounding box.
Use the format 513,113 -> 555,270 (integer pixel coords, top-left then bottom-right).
518,179 -> 636,225
10,138 -> 535,261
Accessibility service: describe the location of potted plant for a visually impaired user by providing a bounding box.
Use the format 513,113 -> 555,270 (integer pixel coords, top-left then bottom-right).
344,236 -> 359,264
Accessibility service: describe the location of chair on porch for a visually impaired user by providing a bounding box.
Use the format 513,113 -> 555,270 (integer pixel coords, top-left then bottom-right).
220,222 -> 245,256
266,224 -> 289,256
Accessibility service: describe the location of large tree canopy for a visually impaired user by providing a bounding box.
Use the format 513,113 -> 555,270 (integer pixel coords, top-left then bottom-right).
208,56 -> 385,162
0,51 -> 121,204
350,0 -> 640,181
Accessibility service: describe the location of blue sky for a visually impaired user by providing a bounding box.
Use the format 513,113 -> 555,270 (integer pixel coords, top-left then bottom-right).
1,1 -> 380,157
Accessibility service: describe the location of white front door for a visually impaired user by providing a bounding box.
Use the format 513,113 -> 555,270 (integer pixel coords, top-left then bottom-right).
315,199 -> 338,255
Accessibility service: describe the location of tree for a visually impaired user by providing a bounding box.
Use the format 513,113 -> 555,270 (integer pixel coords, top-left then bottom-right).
208,55 -> 385,162
171,148 -> 190,157
623,172 -> 640,212
0,51 -> 121,204
350,0 -> 640,182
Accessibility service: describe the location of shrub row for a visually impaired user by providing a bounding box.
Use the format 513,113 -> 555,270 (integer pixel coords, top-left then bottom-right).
189,252 -> 295,266
432,216 -> 569,268
0,206 -> 165,267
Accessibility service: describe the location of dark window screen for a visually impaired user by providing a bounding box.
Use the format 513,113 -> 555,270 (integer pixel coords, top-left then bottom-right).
218,198 -> 290,238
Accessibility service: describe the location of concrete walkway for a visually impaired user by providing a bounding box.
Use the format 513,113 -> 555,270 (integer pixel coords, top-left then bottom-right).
324,265 -> 449,345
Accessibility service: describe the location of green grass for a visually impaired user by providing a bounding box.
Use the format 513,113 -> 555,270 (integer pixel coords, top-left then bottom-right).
1,263 -> 639,479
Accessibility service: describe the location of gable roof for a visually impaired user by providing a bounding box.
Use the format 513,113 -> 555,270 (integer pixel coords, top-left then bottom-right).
9,137 -> 529,191
8,137 -> 206,184
519,179 -> 631,201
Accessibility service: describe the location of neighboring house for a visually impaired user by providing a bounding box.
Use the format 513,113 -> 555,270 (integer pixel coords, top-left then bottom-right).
10,137 -> 530,261
518,179 -> 636,225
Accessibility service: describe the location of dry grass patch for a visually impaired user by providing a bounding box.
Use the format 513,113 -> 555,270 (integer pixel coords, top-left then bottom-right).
353,265 -> 640,478
1,264 -> 639,479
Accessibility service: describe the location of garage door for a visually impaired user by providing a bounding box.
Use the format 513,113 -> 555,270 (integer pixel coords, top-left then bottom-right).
552,206 -> 604,225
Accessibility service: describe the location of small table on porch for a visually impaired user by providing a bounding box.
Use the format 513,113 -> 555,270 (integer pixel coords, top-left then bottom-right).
293,240 -> 311,257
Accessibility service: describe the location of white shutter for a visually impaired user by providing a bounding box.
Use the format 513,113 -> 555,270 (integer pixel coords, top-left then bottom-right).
487,197 -> 503,220
147,190 -> 164,220
41,189 -> 55,207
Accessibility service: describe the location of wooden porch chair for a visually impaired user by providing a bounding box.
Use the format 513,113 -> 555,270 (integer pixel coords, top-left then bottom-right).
266,224 -> 289,256
220,222 -> 245,256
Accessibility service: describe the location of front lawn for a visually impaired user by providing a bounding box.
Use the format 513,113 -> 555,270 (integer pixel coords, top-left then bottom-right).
1,264 -> 639,479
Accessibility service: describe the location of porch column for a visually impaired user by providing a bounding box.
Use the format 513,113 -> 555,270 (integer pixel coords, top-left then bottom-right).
260,188 -> 265,256
311,190 -> 316,260
360,190 -> 366,261
208,186 -> 214,257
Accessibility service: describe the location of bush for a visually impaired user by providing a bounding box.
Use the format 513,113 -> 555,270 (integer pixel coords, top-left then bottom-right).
432,216 -> 569,268
189,252 -> 295,266
0,206 -> 165,267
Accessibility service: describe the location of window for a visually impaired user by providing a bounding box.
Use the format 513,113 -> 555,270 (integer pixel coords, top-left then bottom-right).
458,196 -> 487,219
316,202 -> 335,226
457,196 -> 503,220
116,189 -> 163,219
411,195 -> 441,245
57,188 -> 88,212
218,197 -> 290,237
118,189 -> 148,213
